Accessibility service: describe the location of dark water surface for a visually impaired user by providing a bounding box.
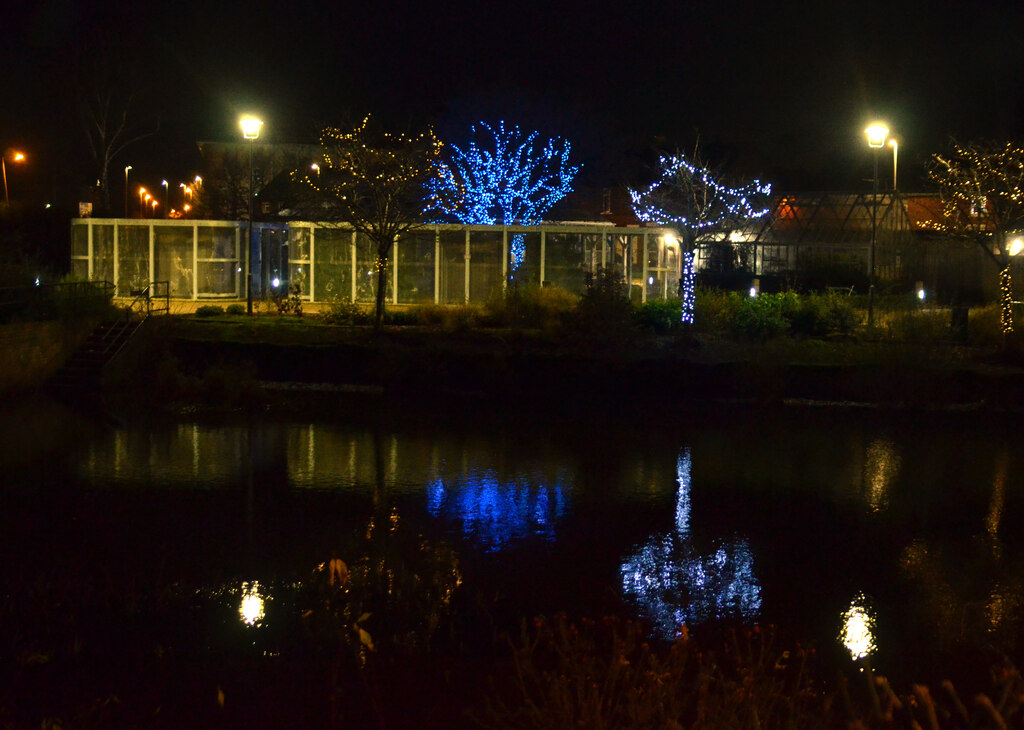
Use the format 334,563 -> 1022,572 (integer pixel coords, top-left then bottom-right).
3,396 -> 1023,726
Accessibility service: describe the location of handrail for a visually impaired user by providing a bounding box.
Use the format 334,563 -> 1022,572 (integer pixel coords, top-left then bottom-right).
125,281 -> 170,318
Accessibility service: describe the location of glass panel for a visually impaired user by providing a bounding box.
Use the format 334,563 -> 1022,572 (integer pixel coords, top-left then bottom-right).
93,225 -> 114,285
153,226 -> 194,298
288,263 -> 310,298
288,226 -> 311,262
313,227 -> 352,302
355,233 -> 393,304
396,230 -> 435,303
70,223 -> 89,258
197,226 -> 236,259
469,230 -> 503,303
118,224 -> 150,294
544,232 -> 586,294
439,230 -> 466,304
71,259 -> 89,280
509,232 -> 540,287
197,262 -> 237,295
582,233 -> 603,273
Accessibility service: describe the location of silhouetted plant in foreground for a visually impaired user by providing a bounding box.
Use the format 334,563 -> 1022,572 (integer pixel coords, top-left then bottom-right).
474,614 -> 1024,730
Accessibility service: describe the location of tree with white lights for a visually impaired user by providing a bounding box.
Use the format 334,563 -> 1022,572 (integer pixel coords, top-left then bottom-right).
304,117 -> 445,330
629,146 -> 771,324
928,140 -> 1024,336
426,121 -> 579,273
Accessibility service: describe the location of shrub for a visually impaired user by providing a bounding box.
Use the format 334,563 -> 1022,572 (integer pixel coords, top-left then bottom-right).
486,284 -> 579,329
194,305 -> 224,317
225,303 -> 246,316
573,267 -> 634,338
320,298 -> 369,326
634,298 -> 683,333
734,294 -> 790,340
694,289 -> 740,333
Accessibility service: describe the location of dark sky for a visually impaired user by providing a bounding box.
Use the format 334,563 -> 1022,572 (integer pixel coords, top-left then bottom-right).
4,0 -> 1024,207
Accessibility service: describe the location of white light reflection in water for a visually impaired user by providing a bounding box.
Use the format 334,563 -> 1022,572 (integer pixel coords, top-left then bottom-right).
840,593 -> 876,660
239,581 -> 266,627
621,449 -> 762,640
426,469 -> 568,551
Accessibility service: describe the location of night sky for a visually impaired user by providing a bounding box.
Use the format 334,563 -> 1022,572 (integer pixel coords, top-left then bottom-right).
4,0 -> 1024,208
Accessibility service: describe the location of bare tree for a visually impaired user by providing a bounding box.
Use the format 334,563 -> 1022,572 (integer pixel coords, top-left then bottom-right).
629,142 -> 772,323
928,140 -> 1024,336
301,117 -> 444,330
77,52 -> 158,215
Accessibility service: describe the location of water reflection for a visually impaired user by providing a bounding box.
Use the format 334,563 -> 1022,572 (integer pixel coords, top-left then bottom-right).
840,592 -> 877,660
427,470 -> 569,551
239,581 -> 267,627
864,439 -> 900,513
621,449 -> 762,639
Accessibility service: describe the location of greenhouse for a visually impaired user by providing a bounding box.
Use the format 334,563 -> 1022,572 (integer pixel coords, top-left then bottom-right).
69,219 -> 683,304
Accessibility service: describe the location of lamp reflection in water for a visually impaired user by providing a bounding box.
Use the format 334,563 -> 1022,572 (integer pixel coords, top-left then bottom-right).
239,581 -> 266,627
427,469 -> 568,551
840,593 -> 876,661
620,448 -> 762,640
865,439 -> 900,514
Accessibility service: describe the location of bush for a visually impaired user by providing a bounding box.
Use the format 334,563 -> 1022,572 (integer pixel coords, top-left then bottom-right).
225,303 -> 246,316
634,298 -> 683,333
410,303 -> 484,331
194,305 -> 224,317
734,294 -> 791,340
573,268 -> 634,338
320,298 -> 369,326
486,284 -> 579,329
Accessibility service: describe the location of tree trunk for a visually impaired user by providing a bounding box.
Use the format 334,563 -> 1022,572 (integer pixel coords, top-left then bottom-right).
373,245 -> 390,332
999,265 -> 1014,339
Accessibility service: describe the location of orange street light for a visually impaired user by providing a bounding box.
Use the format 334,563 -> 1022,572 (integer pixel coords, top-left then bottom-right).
3,150 -> 26,205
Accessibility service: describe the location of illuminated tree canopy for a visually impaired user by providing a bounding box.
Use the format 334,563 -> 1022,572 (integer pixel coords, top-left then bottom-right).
628,149 -> 772,249
426,121 -> 580,270
928,140 -> 1024,334
301,116 -> 444,329
628,147 -> 771,324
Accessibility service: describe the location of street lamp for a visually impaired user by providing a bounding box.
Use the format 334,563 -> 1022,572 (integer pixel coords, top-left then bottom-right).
240,116 -> 263,314
161,180 -> 169,218
888,139 -> 898,191
2,150 -> 26,205
865,123 -> 889,329
124,165 -> 132,217
139,187 -> 148,217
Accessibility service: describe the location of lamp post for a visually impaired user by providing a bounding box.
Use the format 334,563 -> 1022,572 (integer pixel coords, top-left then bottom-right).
240,117 -> 263,314
865,124 -> 888,329
161,180 -> 169,218
124,166 -> 132,217
2,150 -> 26,205
888,139 -> 898,191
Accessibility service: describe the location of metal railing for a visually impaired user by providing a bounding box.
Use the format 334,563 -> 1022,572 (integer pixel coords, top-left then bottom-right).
126,281 -> 170,318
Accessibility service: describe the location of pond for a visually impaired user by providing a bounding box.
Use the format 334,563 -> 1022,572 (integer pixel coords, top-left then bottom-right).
3,396 -> 1023,727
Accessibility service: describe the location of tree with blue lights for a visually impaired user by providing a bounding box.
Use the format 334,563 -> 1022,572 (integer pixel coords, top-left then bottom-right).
629,146 -> 771,324
427,121 -> 580,273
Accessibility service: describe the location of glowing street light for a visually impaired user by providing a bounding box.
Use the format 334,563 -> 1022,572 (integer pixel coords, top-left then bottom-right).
139,187 -> 148,217
240,116 -> 263,314
865,123 -> 889,329
2,150 -> 26,205
124,165 -> 132,217
161,180 -> 169,218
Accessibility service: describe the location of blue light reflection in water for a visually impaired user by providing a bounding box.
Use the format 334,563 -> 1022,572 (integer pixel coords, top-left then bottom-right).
621,448 -> 762,639
427,469 -> 569,551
